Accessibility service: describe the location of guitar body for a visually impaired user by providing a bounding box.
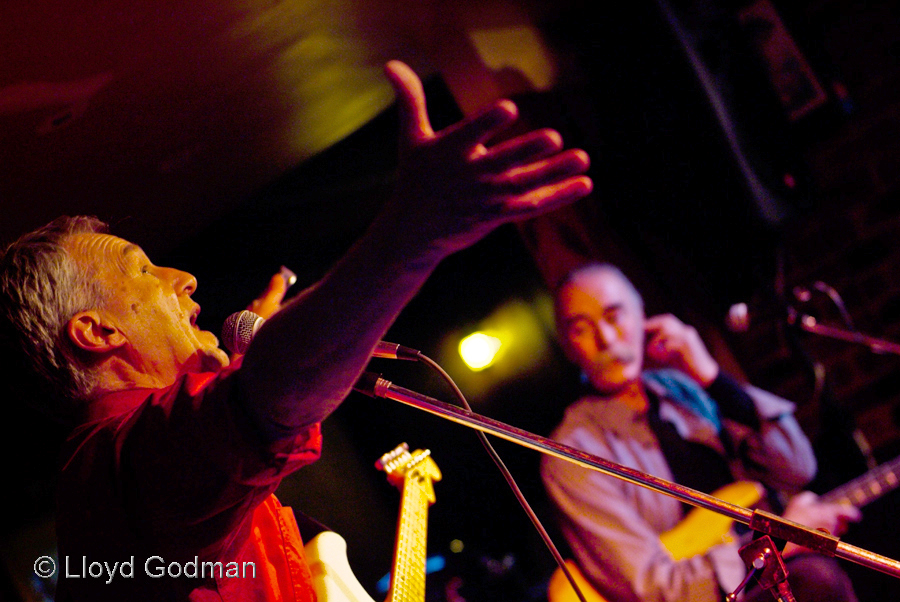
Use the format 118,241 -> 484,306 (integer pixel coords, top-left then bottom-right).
304,443 -> 442,602
547,481 -> 771,602
548,560 -> 610,602
305,531 -> 377,602
661,481 -> 765,560
549,453 -> 900,602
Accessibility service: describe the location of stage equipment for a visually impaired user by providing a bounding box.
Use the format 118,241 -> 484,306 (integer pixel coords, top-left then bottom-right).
352,371 -> 900,597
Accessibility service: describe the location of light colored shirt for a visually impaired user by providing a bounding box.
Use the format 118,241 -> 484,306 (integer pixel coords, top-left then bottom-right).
541,370 -> 816,602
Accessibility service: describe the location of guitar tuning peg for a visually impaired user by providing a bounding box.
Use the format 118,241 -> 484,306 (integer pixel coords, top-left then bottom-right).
376,443 -> 410,471
409,449 -> 432,467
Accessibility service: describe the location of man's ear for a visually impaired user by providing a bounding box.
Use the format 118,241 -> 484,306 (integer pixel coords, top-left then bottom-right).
67,311 -> 126,353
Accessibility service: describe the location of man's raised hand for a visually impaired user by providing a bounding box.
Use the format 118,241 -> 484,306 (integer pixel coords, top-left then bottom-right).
382,60 -> 592,256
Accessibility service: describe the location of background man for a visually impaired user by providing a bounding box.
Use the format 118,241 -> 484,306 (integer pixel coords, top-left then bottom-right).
0,60 -> 591,601
541,262 -> 860,602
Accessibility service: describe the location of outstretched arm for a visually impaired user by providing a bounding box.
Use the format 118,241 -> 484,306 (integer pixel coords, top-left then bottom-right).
239,61 -> 592,438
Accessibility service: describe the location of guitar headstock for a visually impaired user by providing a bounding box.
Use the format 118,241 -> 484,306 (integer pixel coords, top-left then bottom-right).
377,443 -> 442,502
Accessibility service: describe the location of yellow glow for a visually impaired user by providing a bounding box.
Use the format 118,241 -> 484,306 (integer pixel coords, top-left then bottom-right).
459,332 -> 502,371
230,0 -> 401,161
468,26 -> 556,91
438,296 -> 554,403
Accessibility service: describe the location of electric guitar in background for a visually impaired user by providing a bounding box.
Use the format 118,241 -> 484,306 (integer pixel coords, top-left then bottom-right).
304,443 -> 441,602
548,454 -> 900,602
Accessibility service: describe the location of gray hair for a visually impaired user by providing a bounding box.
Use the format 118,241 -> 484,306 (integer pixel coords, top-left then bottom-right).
555,262 -> 644,308
0,216 -> 110,421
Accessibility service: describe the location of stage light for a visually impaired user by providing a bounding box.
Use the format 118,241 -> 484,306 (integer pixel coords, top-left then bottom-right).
459,332 -> 502,371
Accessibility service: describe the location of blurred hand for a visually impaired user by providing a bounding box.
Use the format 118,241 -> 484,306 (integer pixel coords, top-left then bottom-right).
380,60 -> 592,257
781,490 -> 862,557
644,314 -> 719,386
247,266 -> 296,320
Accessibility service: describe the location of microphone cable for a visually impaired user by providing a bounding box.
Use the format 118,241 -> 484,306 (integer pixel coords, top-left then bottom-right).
387,350 -> 589,602
221,310 -> 588,602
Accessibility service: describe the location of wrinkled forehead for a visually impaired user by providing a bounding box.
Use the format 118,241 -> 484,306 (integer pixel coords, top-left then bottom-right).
62,232 -> 141,273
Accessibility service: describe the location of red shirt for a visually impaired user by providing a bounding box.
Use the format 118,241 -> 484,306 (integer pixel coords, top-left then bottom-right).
55,361 -> 322,601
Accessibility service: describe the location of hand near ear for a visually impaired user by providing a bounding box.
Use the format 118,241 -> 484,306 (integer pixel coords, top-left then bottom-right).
644,314 -> 719,387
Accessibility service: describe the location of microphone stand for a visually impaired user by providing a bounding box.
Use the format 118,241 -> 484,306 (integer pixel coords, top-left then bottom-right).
353,372 -> 900,582
787,303 -> 898,475
727,536 -> 795,602
788,308 -> 900,356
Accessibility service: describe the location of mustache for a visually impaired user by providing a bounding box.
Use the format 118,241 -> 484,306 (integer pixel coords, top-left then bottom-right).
599,348 -> 638,364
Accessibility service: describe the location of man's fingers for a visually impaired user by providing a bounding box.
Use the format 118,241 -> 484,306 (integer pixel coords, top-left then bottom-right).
835,503 -> 862,523
249,270 -> 291,319
499,149 -> 591,194
384,60 -> 434,145
478,129 -> 565,173
644,320 -> 664,336
441,99 -> 519,156
501,175 -> 593,219
385,59 -> 519,155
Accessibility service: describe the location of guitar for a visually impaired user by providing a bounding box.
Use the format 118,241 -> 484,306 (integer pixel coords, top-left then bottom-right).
548,454 -> 900,602
304,443 -> 441,602
305,531 -> 378,602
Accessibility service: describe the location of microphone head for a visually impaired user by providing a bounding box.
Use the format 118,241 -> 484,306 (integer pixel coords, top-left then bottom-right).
222,310 -> 265,354
726,302 -> 750,333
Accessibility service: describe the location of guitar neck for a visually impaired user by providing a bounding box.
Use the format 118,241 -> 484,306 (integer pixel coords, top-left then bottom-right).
387,476 -> 431,602
378,445 -> 441,602
823,455 -> 900,508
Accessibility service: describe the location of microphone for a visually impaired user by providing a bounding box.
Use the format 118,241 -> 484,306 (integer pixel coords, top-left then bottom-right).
221,310 -> 421,360
724,297 -> 798,334
222,310 -> 265,354
725,302 -> 750,333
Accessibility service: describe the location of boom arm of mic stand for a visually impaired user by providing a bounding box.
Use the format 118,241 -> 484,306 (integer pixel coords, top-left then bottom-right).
790,309 -> 900,356
353,372 -> 900,580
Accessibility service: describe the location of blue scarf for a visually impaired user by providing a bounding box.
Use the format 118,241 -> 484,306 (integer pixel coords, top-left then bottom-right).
642,369 -> 722,432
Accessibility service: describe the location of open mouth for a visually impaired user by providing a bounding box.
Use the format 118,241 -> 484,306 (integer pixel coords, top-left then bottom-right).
189,306 -> 200,328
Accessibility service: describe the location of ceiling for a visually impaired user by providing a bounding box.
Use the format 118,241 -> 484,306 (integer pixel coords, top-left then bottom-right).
0,0 -> 795,309
0,0 -> 441,257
